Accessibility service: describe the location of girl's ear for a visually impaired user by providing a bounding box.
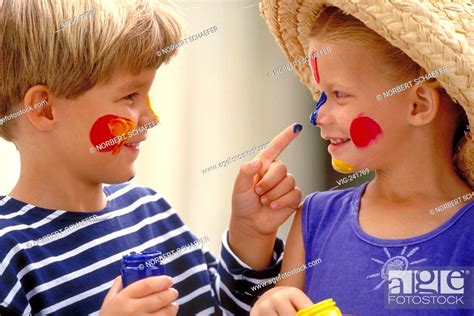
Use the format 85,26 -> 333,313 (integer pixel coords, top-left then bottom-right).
407,84 -> 440,127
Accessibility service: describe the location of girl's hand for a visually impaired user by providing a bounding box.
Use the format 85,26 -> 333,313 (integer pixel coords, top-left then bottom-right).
250,286 -> 313,316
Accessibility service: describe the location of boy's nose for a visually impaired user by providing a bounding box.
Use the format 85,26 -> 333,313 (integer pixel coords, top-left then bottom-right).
146,96 -> 159,122
139,96 -> 160,126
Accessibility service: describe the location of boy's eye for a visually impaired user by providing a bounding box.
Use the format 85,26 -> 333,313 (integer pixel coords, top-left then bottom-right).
334,91 -> 347,98
124,93 -> 139,101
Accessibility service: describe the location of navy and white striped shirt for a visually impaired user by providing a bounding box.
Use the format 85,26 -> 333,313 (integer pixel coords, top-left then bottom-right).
0,183 -> 283,315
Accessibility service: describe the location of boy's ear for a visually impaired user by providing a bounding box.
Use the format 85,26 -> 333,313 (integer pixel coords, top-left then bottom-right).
408,84 -> 440,127
24,85 -> 55,131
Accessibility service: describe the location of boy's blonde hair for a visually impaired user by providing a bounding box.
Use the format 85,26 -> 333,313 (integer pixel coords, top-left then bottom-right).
0,0 -> 182,141
311,6 -> 469,165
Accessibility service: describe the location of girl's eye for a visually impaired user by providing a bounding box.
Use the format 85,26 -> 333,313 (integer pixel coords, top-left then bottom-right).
334,91 -> 347,98
124,93 -> 139,101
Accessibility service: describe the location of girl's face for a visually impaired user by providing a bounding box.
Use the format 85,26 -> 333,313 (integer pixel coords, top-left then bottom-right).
307,39 -> 412,174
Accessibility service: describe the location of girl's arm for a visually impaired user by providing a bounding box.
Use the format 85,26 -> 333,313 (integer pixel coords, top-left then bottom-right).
277,204 -> 306,289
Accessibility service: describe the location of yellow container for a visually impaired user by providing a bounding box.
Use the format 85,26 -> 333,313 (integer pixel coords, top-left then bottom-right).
296,298 -> 342,316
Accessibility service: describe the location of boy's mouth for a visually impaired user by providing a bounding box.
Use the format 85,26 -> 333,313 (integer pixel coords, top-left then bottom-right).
124,136 -> 146,150
124,142 -> 141,149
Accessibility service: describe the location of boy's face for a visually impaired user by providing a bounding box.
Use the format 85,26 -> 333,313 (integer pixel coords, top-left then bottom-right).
307,39 -> 411,173
51,68 -> 157,184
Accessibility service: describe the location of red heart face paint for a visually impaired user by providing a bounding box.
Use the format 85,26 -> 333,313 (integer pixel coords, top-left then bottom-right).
310,56 -> 320,83
350,115 -> 383,148
90,115 -> 136,155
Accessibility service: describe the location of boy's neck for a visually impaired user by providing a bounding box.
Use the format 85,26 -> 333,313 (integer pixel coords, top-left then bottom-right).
9,176 -> 107,213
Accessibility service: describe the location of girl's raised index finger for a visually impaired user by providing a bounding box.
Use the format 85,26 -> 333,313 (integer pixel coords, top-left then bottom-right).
255,123 -> 303,166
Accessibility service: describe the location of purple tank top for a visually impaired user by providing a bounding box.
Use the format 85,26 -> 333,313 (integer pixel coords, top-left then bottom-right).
302,182 -> 474,315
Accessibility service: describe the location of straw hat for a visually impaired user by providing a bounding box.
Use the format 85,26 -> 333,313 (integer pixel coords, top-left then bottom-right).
260,0 -> 474,188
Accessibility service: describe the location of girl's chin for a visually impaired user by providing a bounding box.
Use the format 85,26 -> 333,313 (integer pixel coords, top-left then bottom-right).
331,158 -> 355,174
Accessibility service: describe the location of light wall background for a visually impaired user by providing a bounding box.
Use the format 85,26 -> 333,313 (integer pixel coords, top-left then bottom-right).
0,0 -> 329,256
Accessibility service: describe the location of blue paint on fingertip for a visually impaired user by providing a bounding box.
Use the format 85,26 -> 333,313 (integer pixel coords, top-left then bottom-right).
309,92 -> 327,126
293,123 -> 303,133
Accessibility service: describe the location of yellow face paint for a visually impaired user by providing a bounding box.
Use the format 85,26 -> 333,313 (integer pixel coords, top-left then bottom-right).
332,159 -> 355,174
107,117 -> 136,155
146,96 -> 160,122
108,117 -> 135,137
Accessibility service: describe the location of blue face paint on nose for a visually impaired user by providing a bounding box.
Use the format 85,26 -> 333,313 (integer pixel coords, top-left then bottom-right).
309,92 -> 327,126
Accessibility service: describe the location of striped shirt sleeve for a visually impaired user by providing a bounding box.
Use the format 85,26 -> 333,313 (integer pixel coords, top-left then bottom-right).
0,263 -> 28,315
215,229 -> 284,315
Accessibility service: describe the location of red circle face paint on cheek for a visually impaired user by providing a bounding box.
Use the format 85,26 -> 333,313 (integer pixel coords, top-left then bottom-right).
310,56 -> 320,83
90,114 -> 136,154
350,116 -> 383,148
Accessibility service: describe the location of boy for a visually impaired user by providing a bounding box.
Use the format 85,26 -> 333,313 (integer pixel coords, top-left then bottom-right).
0,0 -> 303,314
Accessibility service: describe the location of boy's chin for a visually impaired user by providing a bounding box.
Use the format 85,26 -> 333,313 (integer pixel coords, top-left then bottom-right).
100,170 -> 136,184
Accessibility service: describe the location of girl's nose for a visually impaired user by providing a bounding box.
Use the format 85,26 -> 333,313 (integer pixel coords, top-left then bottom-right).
315,106 -> 333,126
309,92 -> 332,126
309,92 -> 326,125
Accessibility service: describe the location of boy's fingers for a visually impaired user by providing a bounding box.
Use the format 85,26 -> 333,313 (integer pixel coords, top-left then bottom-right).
125,276 -> 174,299
260,177 -> 298,207
233,159 -> 263,193
155,302 -> 179,316
103,276 -> 122,304
268,188 -> 302,210
255,161 -> 288,195
255,123 -> 302,175
141,288 -> 179,313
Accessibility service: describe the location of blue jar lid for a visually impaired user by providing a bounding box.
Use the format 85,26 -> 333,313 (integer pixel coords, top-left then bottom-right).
122,250 -> 163,268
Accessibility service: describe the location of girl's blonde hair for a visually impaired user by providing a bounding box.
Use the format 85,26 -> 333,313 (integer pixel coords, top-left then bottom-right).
311,6 -> 468,156
0,0 -> 182,141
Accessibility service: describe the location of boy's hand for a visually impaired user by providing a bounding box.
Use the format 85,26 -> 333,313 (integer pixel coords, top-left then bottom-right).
229,123 -> 302,269
99,276 -> 179,316
250,286 -> 313,316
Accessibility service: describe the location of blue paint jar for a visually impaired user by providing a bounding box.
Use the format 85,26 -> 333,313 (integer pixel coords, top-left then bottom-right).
121,250 -> 166,287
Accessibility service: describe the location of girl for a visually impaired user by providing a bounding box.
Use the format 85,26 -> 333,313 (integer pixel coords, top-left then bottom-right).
253,1 -> 474,315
